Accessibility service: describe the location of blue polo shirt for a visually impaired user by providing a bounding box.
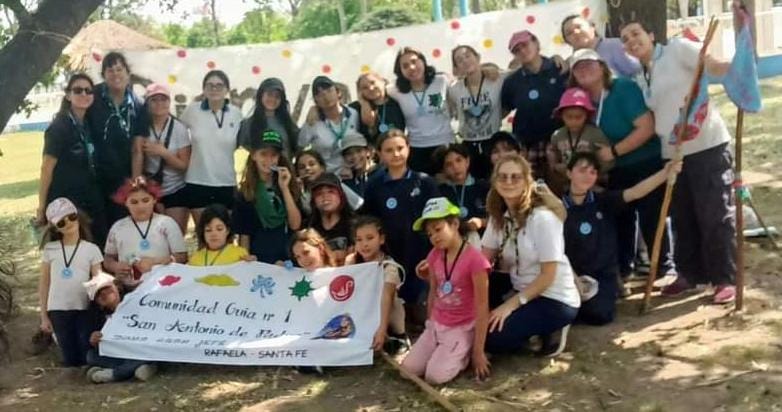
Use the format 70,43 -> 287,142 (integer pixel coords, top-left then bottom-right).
562,190 -> 625,279
438,176 -> 489,221
501,57 -> 567,146
362,168 -> 440,303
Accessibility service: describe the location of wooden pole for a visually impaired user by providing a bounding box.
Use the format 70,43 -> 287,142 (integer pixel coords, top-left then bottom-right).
735,109 -> 745,311
380,351 -> 460,412
641,17 -> 720,314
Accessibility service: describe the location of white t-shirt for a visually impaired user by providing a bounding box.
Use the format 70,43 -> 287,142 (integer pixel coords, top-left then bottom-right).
41,240 -> 103,311
144,116 -> 191,195
632,38 -> 731,159
298,105 -> 361,173
389,74 -> 454,148
482,207 -> 580,308
448,74 -> 505,142
181,101 -> 242,187
105,213 -> 187,266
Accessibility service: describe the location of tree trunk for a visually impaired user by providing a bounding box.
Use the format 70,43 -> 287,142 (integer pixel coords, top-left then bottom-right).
0,0 -> 104,133
470,0 -> 480,14
607,0 -> 668,43
336,0 -> 347,33
210,0 -> 221,46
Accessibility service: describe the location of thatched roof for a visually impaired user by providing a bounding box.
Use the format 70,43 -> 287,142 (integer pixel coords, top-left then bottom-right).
63,20 -> 171,70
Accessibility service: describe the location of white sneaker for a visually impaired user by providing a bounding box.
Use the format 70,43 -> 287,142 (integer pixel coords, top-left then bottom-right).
88,367 -> 114,384
134,364 -> 157,381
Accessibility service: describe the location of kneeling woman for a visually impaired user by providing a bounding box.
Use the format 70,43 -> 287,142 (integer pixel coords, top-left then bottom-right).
482,154 -> 580,356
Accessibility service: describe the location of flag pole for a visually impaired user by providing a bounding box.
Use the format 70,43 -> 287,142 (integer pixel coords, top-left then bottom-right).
735,109 -> 745,311
640,17 -> 720,314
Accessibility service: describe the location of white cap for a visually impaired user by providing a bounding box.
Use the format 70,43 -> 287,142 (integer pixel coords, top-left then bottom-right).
83,272 -> 116,301
45,197 -> 78,225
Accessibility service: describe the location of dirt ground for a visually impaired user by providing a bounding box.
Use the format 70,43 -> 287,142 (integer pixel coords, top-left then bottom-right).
1,82 -> 781,411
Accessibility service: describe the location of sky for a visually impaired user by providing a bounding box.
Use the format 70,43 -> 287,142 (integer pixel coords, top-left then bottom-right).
139,0 -> 257,27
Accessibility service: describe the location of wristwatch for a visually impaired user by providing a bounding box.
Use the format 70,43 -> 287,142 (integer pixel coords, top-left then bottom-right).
518,294 -> 528,306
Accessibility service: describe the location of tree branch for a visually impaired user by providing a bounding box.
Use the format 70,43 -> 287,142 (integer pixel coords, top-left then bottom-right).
0,0 -> 31,27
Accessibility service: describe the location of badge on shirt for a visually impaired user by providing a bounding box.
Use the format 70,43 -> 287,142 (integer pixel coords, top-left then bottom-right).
386,197 -> 398,210
579,222 -> 592,235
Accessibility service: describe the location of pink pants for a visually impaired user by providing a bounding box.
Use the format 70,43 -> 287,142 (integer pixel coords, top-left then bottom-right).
401,320 -> 474,384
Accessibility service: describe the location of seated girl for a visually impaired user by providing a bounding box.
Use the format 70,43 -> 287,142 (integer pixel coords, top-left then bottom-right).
189,204 -> 255,266
307,173 -> 354,265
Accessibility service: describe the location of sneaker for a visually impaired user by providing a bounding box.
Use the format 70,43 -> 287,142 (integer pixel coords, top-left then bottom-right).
384,333 -> 411,355
134,364 -> 157,381
295,366 -> 324,375
617,274 -> 632,298
538,325 -> 570,358
661,277 -> 693,296
653,273 -> 678,288
88,367 -> 115,384
713,285 -> 736,304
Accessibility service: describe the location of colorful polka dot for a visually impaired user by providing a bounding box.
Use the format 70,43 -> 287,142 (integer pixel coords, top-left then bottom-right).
206,61 -> 216,69
483,39 -> 494,49
360,65 -> 371,73
91,52 -> 102,62
176,49 -> 187,58
322,64 -> 332,74
450,20 -> 461,30
582,7 -> 591,18
282,49 -> 292,58
386,37 -> 396,47
553,34 -> 565,45
526,15 -> 536,24
252,66 -> 261,75
432,48 -> 442,58
167,75 -> 177,84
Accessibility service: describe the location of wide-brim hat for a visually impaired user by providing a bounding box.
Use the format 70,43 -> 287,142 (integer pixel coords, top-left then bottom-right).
412,197 -> 461,231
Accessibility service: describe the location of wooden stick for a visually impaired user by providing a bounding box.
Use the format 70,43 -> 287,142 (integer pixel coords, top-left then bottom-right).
746,197 -> 779,250
641,17 -> 720,314
735,109 -> 745,311
379,351 -> 460,412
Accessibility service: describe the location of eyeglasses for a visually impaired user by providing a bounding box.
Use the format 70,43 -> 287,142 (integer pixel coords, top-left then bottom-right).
70,87 -> 93,95
496,173 -> 524,184
55,213 -> 78,229
205,83 -> 226,91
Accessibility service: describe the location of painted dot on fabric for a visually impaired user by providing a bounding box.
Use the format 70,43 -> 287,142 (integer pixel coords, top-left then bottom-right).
582,7 -> 591,18
322,64 -> 332,74
167,75 -> 177,84
450,20 -> 461,30
553,34 -> 565,45
528,89 -> 540,100
432,48 -> 442,58
360,65 -> 371,73
176,49 -> 187,58
282,49 -> 292,58
252,66 -> 261,75
207,61 -> 216,69
526,15 -> 536,24
386,37 -> 396,46
92,52 -> 102,62
483,39 -> 494,49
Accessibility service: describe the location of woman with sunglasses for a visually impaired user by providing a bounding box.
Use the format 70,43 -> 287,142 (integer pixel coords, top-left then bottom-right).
38,73 -> 108,247
38,197 -> 103,368
481,154 -> 580,357
86,52 -> 149,228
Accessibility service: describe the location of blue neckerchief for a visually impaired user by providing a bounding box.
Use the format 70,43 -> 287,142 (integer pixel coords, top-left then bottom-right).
562,190 -> 595,209
101,85 -> 136,140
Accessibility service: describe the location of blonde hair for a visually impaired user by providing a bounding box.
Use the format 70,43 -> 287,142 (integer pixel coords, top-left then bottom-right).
238,151 -> 299,202
486,154 -> 566,230
289,228 -> 337,268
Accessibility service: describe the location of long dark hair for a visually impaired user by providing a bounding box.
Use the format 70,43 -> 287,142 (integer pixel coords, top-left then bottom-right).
238,150 -> 299,202
250,78 -> 298,154
351,215 -> 391,263
39,210 -> 94,249
57,73 -> 95,118
393,47 -> 437,93
308,178 -> 354,232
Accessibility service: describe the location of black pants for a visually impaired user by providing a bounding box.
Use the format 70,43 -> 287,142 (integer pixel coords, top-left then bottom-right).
49,310 -> 94,367
462,139 -> 493,179
608,158 -> 675,277
671,143 -> 736,286
576,270 -> 618,326
87,348 -> 150,381
409,146 -> 443,176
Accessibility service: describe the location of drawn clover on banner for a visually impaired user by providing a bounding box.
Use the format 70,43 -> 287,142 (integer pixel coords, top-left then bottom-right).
250,275 -> 276,298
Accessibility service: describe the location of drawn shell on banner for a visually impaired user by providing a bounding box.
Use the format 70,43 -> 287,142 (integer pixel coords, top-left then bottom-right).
250,275 -> 276,298
158,275 -> 181,287
312,314 -> 356,340
196,274 -> 240,287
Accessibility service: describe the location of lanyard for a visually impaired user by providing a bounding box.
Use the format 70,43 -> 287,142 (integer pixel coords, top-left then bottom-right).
151,116 -> 171,142
204,246 -> 227,266
412,84 -> 429,111
567,128 -> 584,153
327,109 -> 349,148
594,90 -> 606,127
443,240 -> 467,284
103,89 -> 133,139
68,112 -> 95,172
131,216 -> 153,241
212,109 -> 225,128
378,102 -> 387,126
641,44 -> 664,98
60,239 -> 82,270
467,74 -> 485,108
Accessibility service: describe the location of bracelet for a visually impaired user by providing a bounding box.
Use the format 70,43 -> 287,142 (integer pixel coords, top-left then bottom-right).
610,144 -> 620,159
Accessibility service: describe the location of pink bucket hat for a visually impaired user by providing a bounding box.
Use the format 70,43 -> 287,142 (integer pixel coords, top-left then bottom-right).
45,197 -> 78,225
508,30 -> 537,53
145,83 -> 170,99
553,87 -> 595,117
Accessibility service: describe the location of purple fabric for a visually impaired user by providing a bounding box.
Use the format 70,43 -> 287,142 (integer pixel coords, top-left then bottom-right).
595,37 -> 641,77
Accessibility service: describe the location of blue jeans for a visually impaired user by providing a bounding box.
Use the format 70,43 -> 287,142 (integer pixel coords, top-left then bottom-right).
48,310 -> 95,366
486,296 -> 578,354
87,348 -> 149,381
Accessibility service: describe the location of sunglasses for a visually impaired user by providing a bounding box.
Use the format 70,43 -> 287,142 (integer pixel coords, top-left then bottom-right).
496,173 -> 524,184
70,87 -> 93,95
55,213 -> 78,229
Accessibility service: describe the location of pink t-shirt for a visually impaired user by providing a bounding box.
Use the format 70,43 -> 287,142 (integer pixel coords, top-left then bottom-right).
427,244 -> 491,327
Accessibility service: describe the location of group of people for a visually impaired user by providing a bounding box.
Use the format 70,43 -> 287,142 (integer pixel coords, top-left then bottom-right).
36,13 -> 738,385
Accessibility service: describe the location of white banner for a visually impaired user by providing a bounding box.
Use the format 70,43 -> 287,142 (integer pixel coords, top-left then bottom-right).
99,262 -> 383,366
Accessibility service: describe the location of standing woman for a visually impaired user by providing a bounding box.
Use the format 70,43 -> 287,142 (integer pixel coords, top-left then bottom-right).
620,21 -> 736,303
482,154 -> 580,356
86,52 -> 149,227
449,45 -> 505,179
299,76 -> 363,173
501,30 -> 568,181
38,73 -> 108,247
389,47 -> 454,176
140,83 -> 191,235
569,49 -> 675,281
349,72 -> 406,147
180,70 -> 243,224
238,77 -> 299,159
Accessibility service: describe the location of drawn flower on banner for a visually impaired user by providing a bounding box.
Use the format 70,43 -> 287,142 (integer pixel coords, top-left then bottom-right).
196,274 -> 240,287
312,313 -> 355,340
159,275 -> 181,287
250,275 -> 276,298
289,276 -> 314,301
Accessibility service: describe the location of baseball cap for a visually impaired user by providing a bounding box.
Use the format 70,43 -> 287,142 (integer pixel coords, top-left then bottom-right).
508,30 -> 536,53
570,48 -> 603,67
83,272 -> 116,301
145,83 -> 170,99
488,131 -> 521,153
340,132 -> 368,153
412,197 -> 461,231
310,172 -> 342,192
46,197 -> 78,225
312,76 -> 336,96
253,129 -> 283,151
